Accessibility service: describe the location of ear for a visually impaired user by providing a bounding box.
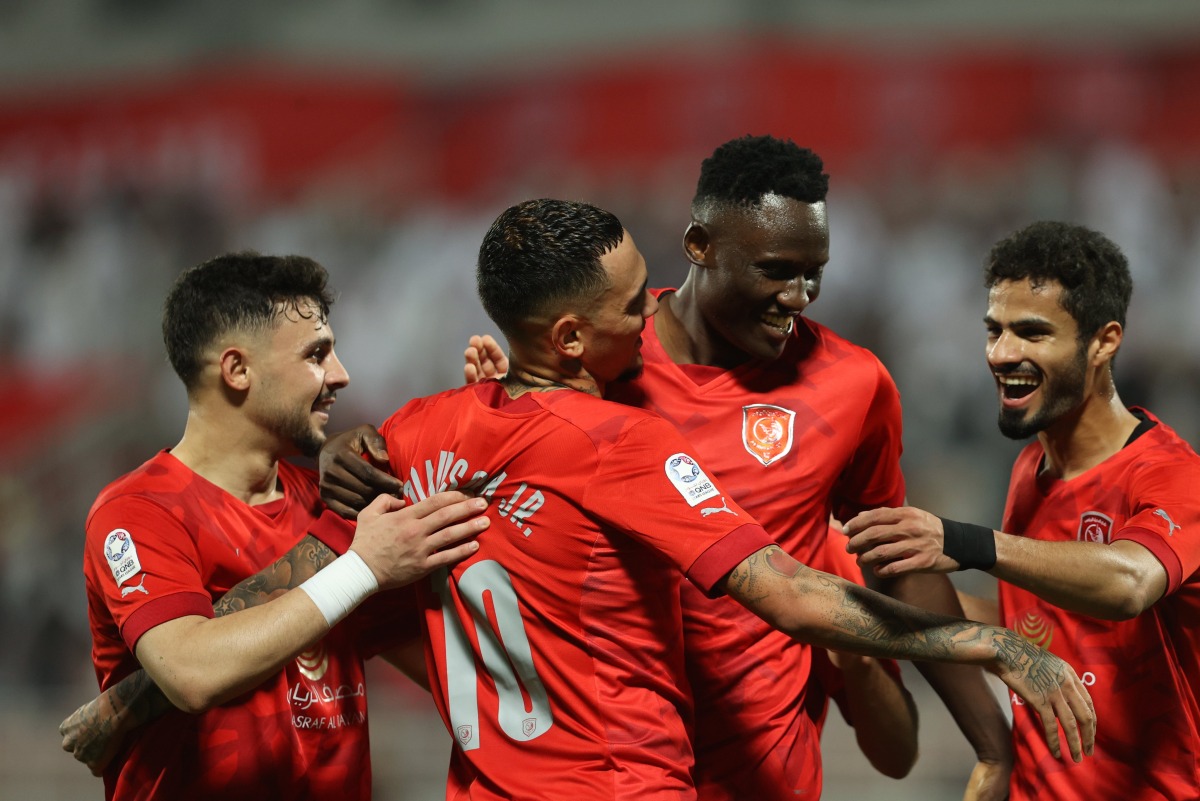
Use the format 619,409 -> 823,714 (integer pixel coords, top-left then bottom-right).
1090,321 -> 1124,367
683,222 -> 711,267
549,314 -> 585,360
218,346 -> 252,391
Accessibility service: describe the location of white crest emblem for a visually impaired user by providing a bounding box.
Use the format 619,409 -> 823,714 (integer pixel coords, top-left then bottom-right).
104,528 -> 143,587
664,453 -> 719,507
1077,512 -> 1113,544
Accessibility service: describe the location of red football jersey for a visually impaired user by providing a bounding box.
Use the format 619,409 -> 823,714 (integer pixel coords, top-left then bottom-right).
379,381 -> 774,801
802,525 -> 905,734
84,452 -> 375,801
999,409 -> 1200,800
608,296 -> 907,801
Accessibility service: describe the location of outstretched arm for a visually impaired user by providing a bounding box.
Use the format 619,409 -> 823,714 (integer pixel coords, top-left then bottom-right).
724,545 -> 1096,764
843,506 -> 1168,620
60,535 -> 337,775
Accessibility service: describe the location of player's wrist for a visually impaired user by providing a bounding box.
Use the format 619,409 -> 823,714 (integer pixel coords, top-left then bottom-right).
298,550 -> 379,627
938,517 -> 997,570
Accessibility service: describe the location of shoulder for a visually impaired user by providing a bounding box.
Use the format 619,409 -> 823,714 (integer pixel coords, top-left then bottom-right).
88,451 -> 186,522
794,319 -> 896,387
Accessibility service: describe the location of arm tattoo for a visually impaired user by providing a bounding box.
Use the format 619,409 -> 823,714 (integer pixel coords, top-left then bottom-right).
213,536 -> 336,616
94,535 -> 338,739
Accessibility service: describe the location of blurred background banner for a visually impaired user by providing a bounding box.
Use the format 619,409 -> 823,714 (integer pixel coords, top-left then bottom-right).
4,2 -> 1200,799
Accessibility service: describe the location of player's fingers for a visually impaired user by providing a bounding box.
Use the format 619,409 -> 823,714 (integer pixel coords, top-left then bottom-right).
426,515 -> 491,552
872,554 -> 926,578
1072,681 -> 1096,756
1053,693 -> 1082,763
426,538 -> 484,571
841,506 -> 898,535
406,492 -> 487,527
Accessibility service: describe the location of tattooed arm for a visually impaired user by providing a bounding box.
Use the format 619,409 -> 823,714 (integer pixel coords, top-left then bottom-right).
723,544 -> 1096,764
59,536 -> 336,775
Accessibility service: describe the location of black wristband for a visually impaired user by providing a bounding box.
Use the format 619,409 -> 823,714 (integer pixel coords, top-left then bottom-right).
939,517 -> 997,571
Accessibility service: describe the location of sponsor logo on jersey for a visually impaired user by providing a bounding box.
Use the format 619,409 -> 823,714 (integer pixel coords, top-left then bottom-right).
665,453 -> 720,507
120,574 -> 148,597
103,528 -> 142,587
700,497 -> 738,517
296,644 -> 330,681
742,404 -> 795,466
1013,610 -> 1053,651
1154,508 -> 1181,536
1077,511 -> 1113,544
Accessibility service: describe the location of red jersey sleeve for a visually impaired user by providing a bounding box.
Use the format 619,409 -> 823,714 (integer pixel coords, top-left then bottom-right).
1112,458 -> 1200,594
583,415 -> 774,596
832,359 -> 906,521
86,495 -> 213,651
309,508 -> 356,556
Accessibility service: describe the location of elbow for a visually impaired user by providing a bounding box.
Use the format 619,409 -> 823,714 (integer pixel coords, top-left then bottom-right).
147,666 -> 227,714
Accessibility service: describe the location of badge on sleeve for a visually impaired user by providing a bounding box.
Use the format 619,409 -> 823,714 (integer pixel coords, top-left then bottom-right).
665,453 -> 720,507
104,528 -> 143,586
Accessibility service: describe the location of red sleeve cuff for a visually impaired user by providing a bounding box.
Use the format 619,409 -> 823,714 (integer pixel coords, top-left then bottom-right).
123,591 -> 213,651
310,509 -> 356,556
1114,525 -> 1184,594
686,523 -> 776,596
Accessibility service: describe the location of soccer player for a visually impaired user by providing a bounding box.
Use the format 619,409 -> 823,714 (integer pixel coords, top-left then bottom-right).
78,252 -> 488,800
333,197 -> 1092,801
341,136 -> 1019,799
843,221 -> 1200,799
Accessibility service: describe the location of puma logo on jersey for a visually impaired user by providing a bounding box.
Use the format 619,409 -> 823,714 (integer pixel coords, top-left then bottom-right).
120,574 -> 148,597
700,497 -> 738,517
1154,508 -> 1181,536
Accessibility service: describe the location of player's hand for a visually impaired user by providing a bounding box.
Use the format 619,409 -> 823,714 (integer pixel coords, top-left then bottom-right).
842,506 -> 960,576
319,425 -> 401,518
985,628 -> 1095,763
350,492 -> 490,589
962,758 -> 1011,801
59,692 -> 124,776
464,334 -> 508,385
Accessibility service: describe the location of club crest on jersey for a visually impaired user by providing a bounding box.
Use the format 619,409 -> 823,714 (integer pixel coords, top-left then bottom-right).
665,453 -> 719,507
1013,610 -> 1054,651
296,644 -> 330,681
1077,511 -> 1113,544
456,725 -> 474,747
742,404 -> 795,466
103,528 -> 143,587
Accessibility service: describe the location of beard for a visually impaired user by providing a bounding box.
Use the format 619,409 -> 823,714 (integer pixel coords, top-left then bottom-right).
997,346 -> 1088,440
262,395 -> 330,458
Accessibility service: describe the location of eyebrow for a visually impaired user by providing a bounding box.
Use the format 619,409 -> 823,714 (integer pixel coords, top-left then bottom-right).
983,314 -> 1054,328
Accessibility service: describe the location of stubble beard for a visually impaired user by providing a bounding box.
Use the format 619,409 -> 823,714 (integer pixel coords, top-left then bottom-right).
997,346 -> 1088,440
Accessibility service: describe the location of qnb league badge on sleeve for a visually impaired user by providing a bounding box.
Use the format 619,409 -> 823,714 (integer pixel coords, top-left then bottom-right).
104,528 -> 143,587
665,453 -> 720,507
742,404 -> 795,466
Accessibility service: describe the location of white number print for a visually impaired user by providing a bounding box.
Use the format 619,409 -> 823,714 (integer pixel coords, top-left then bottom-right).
435,560 -> 553,750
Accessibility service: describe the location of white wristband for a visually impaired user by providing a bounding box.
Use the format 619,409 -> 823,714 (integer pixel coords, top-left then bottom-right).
298,551 -> 380,627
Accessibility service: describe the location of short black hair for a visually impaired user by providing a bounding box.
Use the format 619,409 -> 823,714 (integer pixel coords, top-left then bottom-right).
477,198 -> 625,338
985,221 -> 1133,342
692,135 -> 829,215
163,251 -> 334,391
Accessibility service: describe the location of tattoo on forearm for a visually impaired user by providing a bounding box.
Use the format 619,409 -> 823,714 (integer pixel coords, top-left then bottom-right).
213,535 -> 336,616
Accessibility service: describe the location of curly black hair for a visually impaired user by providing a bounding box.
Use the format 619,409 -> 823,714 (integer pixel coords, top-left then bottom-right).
478,198 -> 625,339
985,221 -> 1132,343
163,251 -> 334,391
692,135 -> 829,214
